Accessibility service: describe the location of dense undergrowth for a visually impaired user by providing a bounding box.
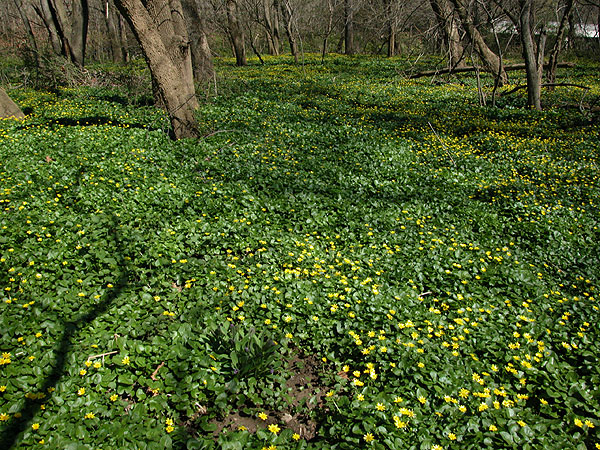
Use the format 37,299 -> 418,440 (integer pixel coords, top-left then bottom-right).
1,54 -> 599,450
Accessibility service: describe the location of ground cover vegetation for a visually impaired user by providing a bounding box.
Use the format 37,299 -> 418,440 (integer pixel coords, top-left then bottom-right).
1,55 -> 599,450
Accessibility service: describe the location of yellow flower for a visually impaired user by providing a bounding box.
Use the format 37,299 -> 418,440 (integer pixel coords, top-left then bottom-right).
575,418 -> 584,428
376,403 -> 386,411
77,388 -> 85,396
0,413 -> 9,421
448,432 -> 457,440
32,423 -> 40,430
258,412 -> 268,420
166,425 -> 174,433
292,433 -> 300,440
110,394 -> 118,402
268,423 -> 280,434
585,420 -> 595,428
489,424 -> 498,432
79,369 -> 87,376
0,386 -> 6,392
363,432 -> 375,443
84,412 -> 95,419
121,356 -> 130,365
478,402 -> 488,411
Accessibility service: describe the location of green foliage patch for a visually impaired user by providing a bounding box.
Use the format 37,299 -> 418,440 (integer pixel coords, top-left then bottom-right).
1,55 -> 599,449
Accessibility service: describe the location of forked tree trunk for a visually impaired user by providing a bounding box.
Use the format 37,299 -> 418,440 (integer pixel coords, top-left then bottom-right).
430,0 -> 465,68
114,0 -> 199,139
181,0 -> 215,83
448,0 -> 507,84
280,0 -> 298,63
226,0 -> 247,66
264,0 -> 280,55
0,88 -> 25,119
46,0 -> 89,66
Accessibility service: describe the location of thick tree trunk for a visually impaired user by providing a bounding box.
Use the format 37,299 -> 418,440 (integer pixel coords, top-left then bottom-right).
280,0 -> 298,63
226,0 -> 247,66
0,88 -> 25,119
32,0 -> 63,55
114,0 -> 199,139
448,0 -> 507,84
71,0 -> 88,66
519,0 -> 543,110
181,0 -> 214,82
430,0 -> 465,68
45,0 -> 89,66
344,0 -> 355,55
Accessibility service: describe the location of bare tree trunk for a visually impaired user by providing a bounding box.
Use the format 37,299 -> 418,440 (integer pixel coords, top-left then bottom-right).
45,0 -> 89,65
546,0 -> 574,84
344,0 -> 354,55
321,0 -> 334,62
71,0 -> 88,66
264,0 -> 280,55
519,0 -> 543,110
104,0 -> 126,63
13,0 -> 39,60
32,0 -> 63,55
114,0 -> 199,139
448,0 -> 507,83
0,87 -> 25,119
181,0 -> 214,82
226,0 -> 247,66
430,0 -> 465,67
280,0 -> 298,62
384,0 -> 397,57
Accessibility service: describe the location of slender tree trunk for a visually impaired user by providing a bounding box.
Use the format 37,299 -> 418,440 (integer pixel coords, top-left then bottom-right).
226,0 -> 247,66
546,0 -> 574,84
0,87 -> 25,119
105,0 -> 125,63
448,0 -> 507,84
264,0 -> 280,55
519,0 -> 542,110
321,0 -> 334,62
344,0 -> 354,55
114,0 -> 199,139
13,0 -> 39,60
385,0 -> 397,57
280,0 -> 298,62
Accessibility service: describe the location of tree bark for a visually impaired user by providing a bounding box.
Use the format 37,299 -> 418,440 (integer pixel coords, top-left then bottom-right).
226,0 -> 247,66
448,0 -> 507,84
344,0 -> 355,55
32,0 -> 63,55
0,87 -> 25,119
45,0 -> 89,66
280,0 -> 298,63
430,0 -> 465,67
264,0 -> 280,55
546,0 -> 574,84
105,0 -> 127,63
519,0 -> 543,110
181,0 -> 214,82
114,0 -> 199,139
